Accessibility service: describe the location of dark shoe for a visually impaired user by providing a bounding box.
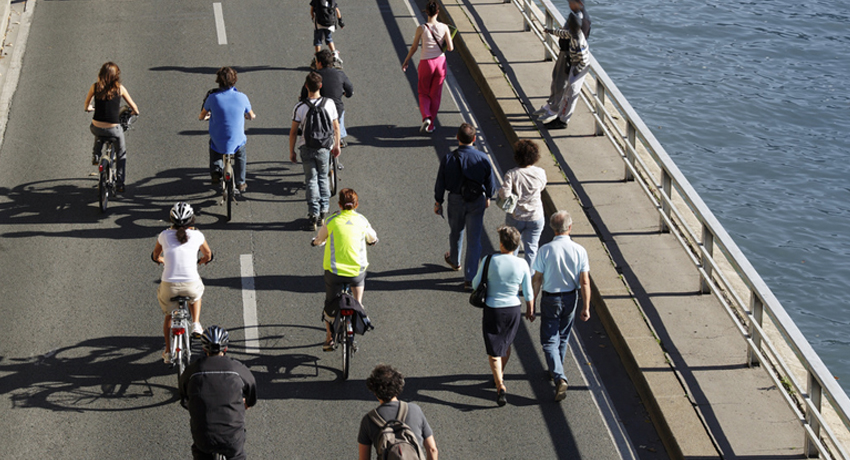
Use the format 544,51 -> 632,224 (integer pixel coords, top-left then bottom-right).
463,281 -> 473,292
116,184 -> 125,193
323,340 -> 335,352
544,119 -> 567,130
444,252 -> 461,271
496,388 -> 507,407
318,212 -> 326,226
555,379 -> 568,401
305,215 -> 318,231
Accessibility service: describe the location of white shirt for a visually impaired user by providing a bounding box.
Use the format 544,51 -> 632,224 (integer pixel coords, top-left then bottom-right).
420,22 -> 449,60
292,97 -> 339,148
500,166 -> 547,221
158,229 -> 206,283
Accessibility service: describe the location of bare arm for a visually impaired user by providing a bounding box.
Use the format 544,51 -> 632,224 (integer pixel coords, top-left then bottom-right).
443,24 -> 454,52
530,271 -> 543,320
120,85 -> 140,115
289,120 -> 300,163
358,443 -> 371,460
402,26 -> 423,72
152,241 -> 164,264
331,119 -> 341,158
312,221 -> 329,246
245,109 -> 256,120
578,271 -> 591,321
84,84 -> 95,112
423,435 -> 439,460
198,241 -> 212,265
199,108 -> 210,121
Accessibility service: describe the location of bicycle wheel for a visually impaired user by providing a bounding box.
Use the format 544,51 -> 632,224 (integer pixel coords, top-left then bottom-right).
98,160 -> 109,213
225,178 -> 234,222
340,319 -> 351,381
328,155 -> 338,197
176,332 -> 190,383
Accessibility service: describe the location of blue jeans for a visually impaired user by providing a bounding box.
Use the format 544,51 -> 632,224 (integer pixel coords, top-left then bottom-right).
299,145 -> 330,217
339,110 -> 347,138
447,193 -> 487,282
505,214 -> 545,269
539,290 -> 578,383
209,143 -> 247,186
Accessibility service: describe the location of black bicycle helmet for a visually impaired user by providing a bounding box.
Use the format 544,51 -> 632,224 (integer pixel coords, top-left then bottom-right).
170,202 -> 194,227
201,325 -> 230,354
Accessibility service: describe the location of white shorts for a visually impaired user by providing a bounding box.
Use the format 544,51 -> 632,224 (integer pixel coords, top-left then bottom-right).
157,280 -> 205,314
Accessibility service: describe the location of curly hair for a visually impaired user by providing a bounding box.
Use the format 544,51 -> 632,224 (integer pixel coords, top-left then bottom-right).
216,66 -> 238,89
366,364 -> 405,402
497,225 -> 521,252
513,139 -> 540,167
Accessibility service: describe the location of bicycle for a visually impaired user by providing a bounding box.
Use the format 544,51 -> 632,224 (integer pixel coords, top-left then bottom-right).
93,106 -> 136,213
330,284 -> 357,381
220,153 -> 236,221
328,153 -> 343,197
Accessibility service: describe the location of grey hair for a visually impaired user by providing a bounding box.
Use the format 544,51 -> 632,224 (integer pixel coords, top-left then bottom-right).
550,210 -> 572,234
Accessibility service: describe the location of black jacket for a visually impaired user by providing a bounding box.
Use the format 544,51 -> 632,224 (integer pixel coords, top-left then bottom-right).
300,67 -> 353,114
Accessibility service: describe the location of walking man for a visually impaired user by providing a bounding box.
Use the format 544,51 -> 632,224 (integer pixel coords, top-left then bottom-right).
180,326 -> 257,460
200,66 -> 256,192
434,123 -> 498,289
530,210 -> 591,401
290,72 -> 341,230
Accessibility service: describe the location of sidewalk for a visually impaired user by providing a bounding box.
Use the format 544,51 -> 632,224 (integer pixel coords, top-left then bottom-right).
440,0 -> 804,457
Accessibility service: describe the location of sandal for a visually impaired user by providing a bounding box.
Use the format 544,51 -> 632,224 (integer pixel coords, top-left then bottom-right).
323,340 -> 335,352
444,252 -> 461,271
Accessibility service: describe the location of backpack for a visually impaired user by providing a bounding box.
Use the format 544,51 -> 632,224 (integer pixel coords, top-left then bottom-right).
302,98 -> 335,149
368,402 -> 425,460
314,0 -> 336,27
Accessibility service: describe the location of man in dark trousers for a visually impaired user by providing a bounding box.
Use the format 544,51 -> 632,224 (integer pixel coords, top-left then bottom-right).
301,49 -> 353,147
180,326 -> 257,460
434,123 -> 498,290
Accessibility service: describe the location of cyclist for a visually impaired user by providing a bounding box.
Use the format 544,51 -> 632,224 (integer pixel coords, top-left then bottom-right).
200,66 -> 256,193
152,202 -> 213,362
179,326 -> 257,460
84,62 -> 140,193
311,188 -> 378,351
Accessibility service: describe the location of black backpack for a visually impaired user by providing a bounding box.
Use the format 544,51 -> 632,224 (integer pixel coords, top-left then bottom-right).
302,98 -> 335,150
368,402 -> 425,460
314,0 -> 336,27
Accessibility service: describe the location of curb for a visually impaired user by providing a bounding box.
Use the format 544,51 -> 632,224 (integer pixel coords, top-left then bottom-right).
0,0 -> 34,152
439,1 -> 719,458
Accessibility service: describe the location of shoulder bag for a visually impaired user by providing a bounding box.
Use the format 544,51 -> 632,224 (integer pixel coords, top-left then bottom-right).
469,254 -> 493,308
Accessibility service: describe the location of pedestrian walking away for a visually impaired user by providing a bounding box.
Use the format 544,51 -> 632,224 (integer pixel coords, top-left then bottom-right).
472,226 -> 533,407
433,123 -> 498,290
540,11 -> 591,130
301,49 -> 354,146
200,67 -> 256,193
530,210 -> 591,402
84,62 -> 140,193
310,0 -> 345,64
290,72 -> 342,230
179,326 -> 258,460
401,0 -> 454,134
358,364 -> 439,460
499,140 -> 547,268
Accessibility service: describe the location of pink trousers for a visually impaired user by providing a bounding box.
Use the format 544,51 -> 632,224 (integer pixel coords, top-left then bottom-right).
417,54 -> 447,121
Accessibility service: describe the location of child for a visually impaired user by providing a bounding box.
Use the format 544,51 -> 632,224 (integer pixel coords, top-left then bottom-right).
310,0 -> 345,65
540,12 -> 590,130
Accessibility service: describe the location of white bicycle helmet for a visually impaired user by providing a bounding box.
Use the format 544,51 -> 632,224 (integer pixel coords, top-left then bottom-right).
170,202 -> 194,227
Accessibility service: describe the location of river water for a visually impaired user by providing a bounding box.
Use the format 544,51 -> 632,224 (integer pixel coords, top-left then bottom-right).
549,0 -> 850,393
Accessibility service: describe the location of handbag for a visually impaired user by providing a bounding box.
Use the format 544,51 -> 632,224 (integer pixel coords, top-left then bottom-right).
469,254 -> 493,308
496,193 -> 517,214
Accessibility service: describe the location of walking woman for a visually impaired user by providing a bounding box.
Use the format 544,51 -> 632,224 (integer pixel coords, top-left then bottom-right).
472,226 -> 533,406
499,140 -> 547,268
401,1 -> 454,134
84,62 -> 139,192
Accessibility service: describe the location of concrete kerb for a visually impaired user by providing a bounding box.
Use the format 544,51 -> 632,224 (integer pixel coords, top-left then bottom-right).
439,0 -> 718,458
0,0 -> 33,152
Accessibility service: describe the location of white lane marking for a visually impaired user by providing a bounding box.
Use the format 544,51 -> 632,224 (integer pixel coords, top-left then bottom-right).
240,254 -> 259,354
213,3 -> 228,45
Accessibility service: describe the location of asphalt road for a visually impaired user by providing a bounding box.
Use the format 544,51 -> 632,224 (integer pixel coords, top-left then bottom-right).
0,0 -> 656,458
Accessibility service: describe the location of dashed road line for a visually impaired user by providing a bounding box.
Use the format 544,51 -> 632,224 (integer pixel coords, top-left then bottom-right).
240,254 -> 259,354
213,3 -> 228,45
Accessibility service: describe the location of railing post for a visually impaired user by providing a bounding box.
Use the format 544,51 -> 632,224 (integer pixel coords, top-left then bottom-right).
625,121 -> 636,181
748,293 -> 763,366
659,170 -> 671,233
521,0 -> 530,30
595,79 -> 606,136
700,224 -> 714,294
805,373 -> 823,458
544,11 -> 554,61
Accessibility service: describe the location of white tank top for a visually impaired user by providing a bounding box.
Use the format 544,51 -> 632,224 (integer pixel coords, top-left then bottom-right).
158,229 -> 205,283
420,22 -> 447,60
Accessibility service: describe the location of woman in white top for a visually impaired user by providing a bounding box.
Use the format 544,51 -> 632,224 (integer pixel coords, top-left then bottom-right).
401,1 -> 454,134
152,202 -> 213,363
499,140 -> 548,268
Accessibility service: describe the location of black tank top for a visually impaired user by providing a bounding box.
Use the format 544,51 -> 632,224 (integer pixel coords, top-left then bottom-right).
93,93 -> 121,124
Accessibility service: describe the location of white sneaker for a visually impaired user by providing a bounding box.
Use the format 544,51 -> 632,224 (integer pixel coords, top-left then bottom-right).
420,118 -> 431,133
162,349 -> 172,364
192,322 -> 204,336
333,50 -> 343,64
539,111 -> 559,124
533,104 -> 550,117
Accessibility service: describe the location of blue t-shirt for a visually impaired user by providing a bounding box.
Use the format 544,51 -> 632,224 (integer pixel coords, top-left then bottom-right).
204,87 -> 252,154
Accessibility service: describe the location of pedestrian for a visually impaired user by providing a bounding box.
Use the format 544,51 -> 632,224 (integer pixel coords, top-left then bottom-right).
301,49 -> 354,147
401,0 -> 454,134
180,326 -> 257,460
434,123 -> 498,290
472,226 -> 533,407
84,62 -> 140,192
358,364 -> 439,460
530,210 -> 591,401
200,66 -> 256,193
539,12 -> 591,130
498,139 -> 547,268
290,72 -> 342,230
310,0 -> 345,64
533,0 -> 591,128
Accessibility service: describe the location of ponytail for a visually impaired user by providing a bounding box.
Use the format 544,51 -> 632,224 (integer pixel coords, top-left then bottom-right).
338,188 -> 359,211
173,216 -> 196,244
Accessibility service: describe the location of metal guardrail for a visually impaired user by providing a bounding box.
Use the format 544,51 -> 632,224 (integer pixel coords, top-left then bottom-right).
506,0 -> 850,457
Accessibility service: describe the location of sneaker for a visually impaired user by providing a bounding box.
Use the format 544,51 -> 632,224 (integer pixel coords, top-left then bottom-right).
496,388 -> 507,407
420,118 -> 431,133
237,183 -> 247,192
533,104 -> 550,117
333,50 -> 343,64
340,138 -> 347,148
555,379 -> 568,401
192,322 -> 204,336
318,212 -> 326,225
92,154 -> 99,166
538,111 -> 559,124
425,122 -> 436,133
306,214 -> 318,231
544,119 -> 568,130
162,349 -> 172,364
